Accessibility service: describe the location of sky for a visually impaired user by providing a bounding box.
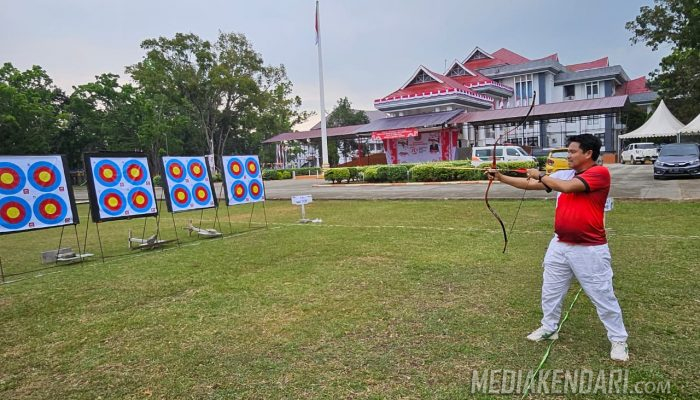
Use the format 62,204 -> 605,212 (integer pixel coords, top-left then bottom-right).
1,0 -> 670,131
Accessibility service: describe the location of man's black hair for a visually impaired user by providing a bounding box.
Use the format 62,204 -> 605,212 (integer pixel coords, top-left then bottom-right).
567,134 -> 602,161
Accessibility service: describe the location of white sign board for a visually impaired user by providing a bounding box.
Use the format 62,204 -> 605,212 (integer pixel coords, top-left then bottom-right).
291,195 -> 312,205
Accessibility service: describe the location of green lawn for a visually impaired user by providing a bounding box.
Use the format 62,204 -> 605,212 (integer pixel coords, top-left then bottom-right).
0,200 -> 698,399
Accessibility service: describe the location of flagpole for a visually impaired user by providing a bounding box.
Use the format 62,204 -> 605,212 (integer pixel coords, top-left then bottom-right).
316,0 -> 330,169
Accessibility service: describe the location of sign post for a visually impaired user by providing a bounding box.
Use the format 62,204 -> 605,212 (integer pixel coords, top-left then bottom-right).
291,195 -> 320,224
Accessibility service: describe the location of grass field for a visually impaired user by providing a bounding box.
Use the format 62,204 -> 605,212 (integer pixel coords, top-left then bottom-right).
0,199 -> 698,399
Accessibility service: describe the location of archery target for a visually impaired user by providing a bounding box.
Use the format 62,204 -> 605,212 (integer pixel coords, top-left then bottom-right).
187,159 -> 206,181
166,159 -> 186,183
32,194 -> 67,225
123,160 -> 148,185
191,183 -> 212,206
245,157 -> 260,177
128,187 -> 153,213
85,154 -> 157,222
0,197 -> 32,230
221,155 -> 265,205
227,158 -> 244,179
170,184 -> 191,208
94,160 -> 121,187
99,189 -> 127,216
27,161 -> 60,192
0,155 -> 77,234
161,156 -> 216,213
0,162 -> 26,195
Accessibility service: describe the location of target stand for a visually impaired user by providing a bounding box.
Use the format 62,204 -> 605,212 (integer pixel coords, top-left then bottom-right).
219,155 -> 269,234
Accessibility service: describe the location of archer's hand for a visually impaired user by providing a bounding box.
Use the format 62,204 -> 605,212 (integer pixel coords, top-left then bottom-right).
485,168 -> 502,181
526,168 -> 540,180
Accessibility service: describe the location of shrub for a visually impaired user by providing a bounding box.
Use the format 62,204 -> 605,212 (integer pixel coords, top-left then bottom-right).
348,167 -> 360,181
324,168 -> 350,183
211,172 -> 222,182
152,175 -> 163,187
363,166 -> 379,182
536,156 -> 547,170
280,170 -> 292,180
262,169 -> 279,180
376,165 -> 408,182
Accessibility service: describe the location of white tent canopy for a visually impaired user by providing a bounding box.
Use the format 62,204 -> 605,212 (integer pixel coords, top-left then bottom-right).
619,100 -> 684,139
678,113 -> 700,135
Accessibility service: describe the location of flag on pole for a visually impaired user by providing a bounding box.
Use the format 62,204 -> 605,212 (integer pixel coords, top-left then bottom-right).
315,1 -> 320,45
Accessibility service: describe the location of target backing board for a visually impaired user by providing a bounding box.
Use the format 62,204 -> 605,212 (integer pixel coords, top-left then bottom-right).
0,155 -> 79,234
221,155 -> 265,206
160,156 -> 217,213
84,153 -> 158,222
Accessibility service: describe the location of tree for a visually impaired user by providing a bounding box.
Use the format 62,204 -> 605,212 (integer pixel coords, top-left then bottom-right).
0,63 -> 67,155
626,0 -> 700,122
126,32 -> 308,169
325,97 -> 369,165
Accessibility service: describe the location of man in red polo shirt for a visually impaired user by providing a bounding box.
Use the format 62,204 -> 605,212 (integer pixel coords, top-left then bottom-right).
488,134 -> 629,362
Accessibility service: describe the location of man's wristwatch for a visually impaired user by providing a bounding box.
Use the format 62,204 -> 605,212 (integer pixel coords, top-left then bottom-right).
538,172 -> 546,182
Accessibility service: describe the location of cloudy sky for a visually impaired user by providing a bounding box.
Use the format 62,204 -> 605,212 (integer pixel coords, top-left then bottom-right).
1,0 -> 669,130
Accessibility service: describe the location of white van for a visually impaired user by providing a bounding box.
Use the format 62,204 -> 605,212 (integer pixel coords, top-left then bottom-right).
471,145 -> 537,166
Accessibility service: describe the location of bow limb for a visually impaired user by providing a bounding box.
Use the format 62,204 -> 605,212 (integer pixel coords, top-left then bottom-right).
485,176 -> 508,253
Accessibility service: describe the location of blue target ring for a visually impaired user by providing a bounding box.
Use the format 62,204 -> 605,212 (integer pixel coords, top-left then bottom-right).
122,159 -> 148,185
230,181 -> 248,203
99,189 -> 127,216
165,159 -> 186,183
32,193 -> 67,225
128,187 -> 154,213
94,160 -> 121,187
0,162 -> 26,195
27,161 -> 61,192
248,179 -> 264,201
191,183 -> 211,206
187,159 -> 207,181
170,184 -> 191,208
0,196 -> 32,230
244,157 -> 260,178
227,157 -> 245,179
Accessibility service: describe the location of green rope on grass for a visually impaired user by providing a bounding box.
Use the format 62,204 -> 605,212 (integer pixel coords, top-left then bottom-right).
521,287 -> 583,399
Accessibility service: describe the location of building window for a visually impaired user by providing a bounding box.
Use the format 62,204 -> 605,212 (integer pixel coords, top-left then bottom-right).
565,116 -> 576,124
564,85 -> 575,100
587,115 -> 600,126
586,82 -> 599,99
514,74 -> 533,106
410,70 -> 435,85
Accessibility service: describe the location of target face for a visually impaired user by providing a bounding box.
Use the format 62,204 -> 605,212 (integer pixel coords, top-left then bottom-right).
99,189 -> 126,216
248,179 -> 263,201
128,187 -> 153,213
232,181 -> 247,202
166,159 -> 186,183
0,162 -> 26,195
94,160 -> 121,187
228,158 -> 244,179
32,194 -> 67,225
171,184 -> 191,207
188,159 -> 206,181
0,196 -> 32,230
27,161 -> 60,192
123,160 -> 148,185
245,157 -> 260,177
192,183 -> 211,206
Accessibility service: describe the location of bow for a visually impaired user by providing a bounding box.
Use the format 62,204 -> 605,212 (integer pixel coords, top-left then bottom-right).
485,92 -> 537,253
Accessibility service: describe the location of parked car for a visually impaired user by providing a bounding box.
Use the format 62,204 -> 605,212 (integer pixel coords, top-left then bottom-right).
621,142 -> 659,164
545,148 -> 569,174
471,145 -> 537,166
653,143 -> 700,179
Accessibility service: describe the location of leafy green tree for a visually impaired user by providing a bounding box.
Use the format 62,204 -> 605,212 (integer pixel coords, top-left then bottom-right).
0,63 -> 67,155
325,97 -> 369,163
626,0 -> 700,122
127,32 -> 308,169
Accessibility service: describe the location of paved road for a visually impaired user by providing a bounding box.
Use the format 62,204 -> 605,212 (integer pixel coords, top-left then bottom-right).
72,164 -> 700,202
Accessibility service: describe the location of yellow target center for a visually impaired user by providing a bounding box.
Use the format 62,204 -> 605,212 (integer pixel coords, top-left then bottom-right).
232,165 -> 240,173
252,186 -> 258,194
45,203 -> 57,215
1,172 -> 15,185
249,165 -> 257,173
173,166 -> 181,175
108,197 -> 118,207
236,187 -> 243,195
6,206 -> 20,219
177,192 -> 185,201
130,168 -> 140,178
39,171 -> 52,182
193,165 -> 201,175
103,169 -> 114,179
136,195 -> 145,205
198,189 -> 205,197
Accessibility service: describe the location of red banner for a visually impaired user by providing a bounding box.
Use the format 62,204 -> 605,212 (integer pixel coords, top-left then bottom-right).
371,128 -> 418,140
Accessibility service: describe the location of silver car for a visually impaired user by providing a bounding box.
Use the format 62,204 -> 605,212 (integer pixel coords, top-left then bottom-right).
653,143 -> 700,179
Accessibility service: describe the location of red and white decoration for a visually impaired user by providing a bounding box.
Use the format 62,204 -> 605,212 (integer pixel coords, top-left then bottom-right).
383,128 -> 459,164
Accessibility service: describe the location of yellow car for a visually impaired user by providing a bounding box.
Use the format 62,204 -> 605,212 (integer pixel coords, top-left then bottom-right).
545,148 -> 570,174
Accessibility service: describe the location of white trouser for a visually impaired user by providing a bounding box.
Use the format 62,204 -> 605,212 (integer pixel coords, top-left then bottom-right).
541,238 -> 628,342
